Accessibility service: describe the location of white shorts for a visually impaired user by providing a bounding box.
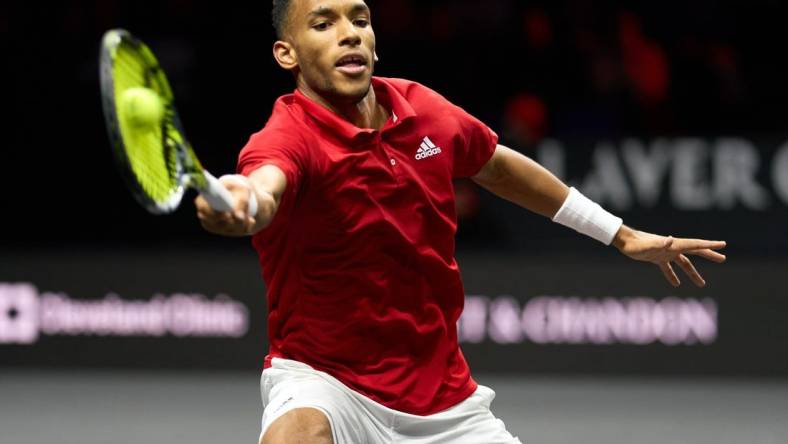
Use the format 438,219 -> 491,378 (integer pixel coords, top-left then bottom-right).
259,358 -> 522,444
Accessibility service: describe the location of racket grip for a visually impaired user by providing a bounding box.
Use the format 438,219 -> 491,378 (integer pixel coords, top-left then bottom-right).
201,171 -> 235,212
202,171 -> 259,217
218,174 -> 258,217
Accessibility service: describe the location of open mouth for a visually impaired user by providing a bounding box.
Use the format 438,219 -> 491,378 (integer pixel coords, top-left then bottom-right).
335,54 -> 368,75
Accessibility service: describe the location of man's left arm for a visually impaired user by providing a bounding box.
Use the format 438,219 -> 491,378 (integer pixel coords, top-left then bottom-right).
471,144 -> 727,287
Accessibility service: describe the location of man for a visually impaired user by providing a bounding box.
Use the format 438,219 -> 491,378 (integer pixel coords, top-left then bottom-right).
195,1 -> 727,443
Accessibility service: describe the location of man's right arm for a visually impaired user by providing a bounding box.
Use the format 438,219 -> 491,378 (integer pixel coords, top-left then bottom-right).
195,164 -> 288,237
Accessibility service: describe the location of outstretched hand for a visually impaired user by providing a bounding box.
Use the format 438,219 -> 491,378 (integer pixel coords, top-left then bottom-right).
612,226 -> 726,287
195,175 -> 258,237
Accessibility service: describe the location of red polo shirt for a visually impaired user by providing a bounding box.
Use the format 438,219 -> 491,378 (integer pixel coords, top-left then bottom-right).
237,77 -> 498,415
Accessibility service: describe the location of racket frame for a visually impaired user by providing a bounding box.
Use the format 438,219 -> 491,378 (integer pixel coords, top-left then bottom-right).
100,29 -> 245,216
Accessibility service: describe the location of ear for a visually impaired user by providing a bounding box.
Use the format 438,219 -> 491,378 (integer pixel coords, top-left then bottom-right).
273,40 -> 298,70
374,50 -> 379,62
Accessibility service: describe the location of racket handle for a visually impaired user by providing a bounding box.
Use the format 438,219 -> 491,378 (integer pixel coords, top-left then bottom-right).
201,171 -> 259,217
201,171 -> 235,212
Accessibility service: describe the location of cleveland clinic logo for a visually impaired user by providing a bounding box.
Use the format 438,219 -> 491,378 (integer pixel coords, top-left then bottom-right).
0,283 -> 39,344
0,282 -> 250,345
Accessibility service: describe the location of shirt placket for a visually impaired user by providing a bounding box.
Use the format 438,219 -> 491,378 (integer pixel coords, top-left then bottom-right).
377,131 -> 403,184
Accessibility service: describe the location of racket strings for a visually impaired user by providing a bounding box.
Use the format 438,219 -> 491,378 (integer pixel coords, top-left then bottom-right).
113,43 -> 180,204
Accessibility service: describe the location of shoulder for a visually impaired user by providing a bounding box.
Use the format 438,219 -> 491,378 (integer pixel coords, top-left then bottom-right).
244,94 -> 311,152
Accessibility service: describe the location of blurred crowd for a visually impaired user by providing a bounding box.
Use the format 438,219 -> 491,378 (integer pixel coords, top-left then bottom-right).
372,0 -> 767,151
10,0 -> 783,145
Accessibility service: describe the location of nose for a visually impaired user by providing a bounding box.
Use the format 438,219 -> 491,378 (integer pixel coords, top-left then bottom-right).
337,18 -> 362,47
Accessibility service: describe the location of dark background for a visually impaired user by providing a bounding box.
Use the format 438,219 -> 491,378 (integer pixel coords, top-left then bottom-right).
2,0 -> 787,376
4,0 -> 788,249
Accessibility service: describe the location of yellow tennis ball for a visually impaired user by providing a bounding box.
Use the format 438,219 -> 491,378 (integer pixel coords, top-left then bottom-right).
120,87 -> 164,129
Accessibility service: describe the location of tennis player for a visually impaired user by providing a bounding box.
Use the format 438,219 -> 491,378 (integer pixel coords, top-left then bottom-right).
194,1 -> 727,443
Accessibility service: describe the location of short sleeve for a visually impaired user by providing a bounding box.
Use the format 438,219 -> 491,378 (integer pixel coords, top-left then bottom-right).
450,104 -> 499,178
236,125 -> 309,198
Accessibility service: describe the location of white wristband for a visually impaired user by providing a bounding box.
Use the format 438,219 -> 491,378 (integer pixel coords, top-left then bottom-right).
219,174 -> 259,217
552,187 -> 623,245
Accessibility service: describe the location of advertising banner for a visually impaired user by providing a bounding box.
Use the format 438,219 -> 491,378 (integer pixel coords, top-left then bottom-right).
1,249 -> 784,376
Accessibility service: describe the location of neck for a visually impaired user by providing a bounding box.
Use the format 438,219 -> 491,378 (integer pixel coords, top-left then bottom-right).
297,80 -> 389,130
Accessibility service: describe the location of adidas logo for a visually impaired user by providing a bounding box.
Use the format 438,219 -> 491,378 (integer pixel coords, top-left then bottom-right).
415,136 -> 442,160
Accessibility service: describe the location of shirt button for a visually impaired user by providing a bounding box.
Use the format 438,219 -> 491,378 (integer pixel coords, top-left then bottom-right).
390,158 -> 397,166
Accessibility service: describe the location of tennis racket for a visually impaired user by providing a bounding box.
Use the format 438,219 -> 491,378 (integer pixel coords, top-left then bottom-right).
99,29 -> 255,215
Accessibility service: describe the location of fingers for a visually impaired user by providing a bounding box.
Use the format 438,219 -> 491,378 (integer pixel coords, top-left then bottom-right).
198,214 -> 255,236
232,192 -> 250,220
670,238 -> 727,253
659,254 -> 711,288
194,194 -> 255,236
675,254 -> 706,287
630,232 -> 725,287
219,175 -> 257,220
193,174 -> 259,237
659,262 -> 680,287
686,248 -> 727,263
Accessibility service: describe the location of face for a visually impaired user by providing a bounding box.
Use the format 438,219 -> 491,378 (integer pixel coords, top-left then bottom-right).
276,0 -> 376,105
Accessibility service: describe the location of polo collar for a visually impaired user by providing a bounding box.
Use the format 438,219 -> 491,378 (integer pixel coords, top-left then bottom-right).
294,77 -> 417,143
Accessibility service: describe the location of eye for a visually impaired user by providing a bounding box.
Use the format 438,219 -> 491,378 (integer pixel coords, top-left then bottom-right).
354,19 -> 369,28
313,22 -> 331,31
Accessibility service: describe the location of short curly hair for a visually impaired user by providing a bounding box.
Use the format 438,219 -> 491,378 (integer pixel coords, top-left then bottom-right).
272,0 -> 292,39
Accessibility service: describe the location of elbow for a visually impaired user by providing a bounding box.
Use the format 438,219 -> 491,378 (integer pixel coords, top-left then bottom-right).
472,153 -> 509,190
